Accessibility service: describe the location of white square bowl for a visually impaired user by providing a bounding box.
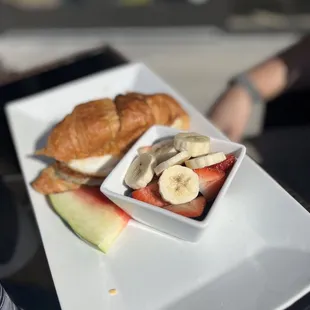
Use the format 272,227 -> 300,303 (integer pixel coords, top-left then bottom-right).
101,125 -> 246,242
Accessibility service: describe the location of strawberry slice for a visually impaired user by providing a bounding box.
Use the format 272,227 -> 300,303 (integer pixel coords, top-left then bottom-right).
194,167 -> 226,201
201,177 -> 226,201
164,196 -> 206,218
209,154 -> 236,172
194,167 -> 224,182
132,183 -> 169,207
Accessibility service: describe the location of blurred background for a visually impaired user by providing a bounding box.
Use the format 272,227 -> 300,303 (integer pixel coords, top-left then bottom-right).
1,1 -> 310,309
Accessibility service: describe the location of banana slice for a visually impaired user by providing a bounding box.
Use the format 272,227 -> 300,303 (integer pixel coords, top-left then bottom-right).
153,144 -> 178,163
138,139 -> 176,163
152,138 -> 174,151
125,153 -> 157,190
185,152 -> 226,169
138,139 -> 174,155
159,165 -> 199,204
174,132 -> 210,157
138,146 -> 152,155
154,151 -> 191,176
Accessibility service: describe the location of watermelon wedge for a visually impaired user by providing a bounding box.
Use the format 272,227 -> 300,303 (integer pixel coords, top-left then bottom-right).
49,187 -> 130,253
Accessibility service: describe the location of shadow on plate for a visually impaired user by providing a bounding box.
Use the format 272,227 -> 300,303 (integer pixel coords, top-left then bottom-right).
28,122 -> 58,166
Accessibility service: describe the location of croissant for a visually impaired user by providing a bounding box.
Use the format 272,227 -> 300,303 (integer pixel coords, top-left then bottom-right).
32,93 -> 190,195
32,164 -> 81,194
32,162 -> 103,195
36,93 -> 189,162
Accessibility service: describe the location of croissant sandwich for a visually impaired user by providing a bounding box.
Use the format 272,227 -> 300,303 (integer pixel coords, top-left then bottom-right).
32,92 -> 190,195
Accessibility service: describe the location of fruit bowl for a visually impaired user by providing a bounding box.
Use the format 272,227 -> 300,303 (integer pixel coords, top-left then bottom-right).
101,126 -> 246,242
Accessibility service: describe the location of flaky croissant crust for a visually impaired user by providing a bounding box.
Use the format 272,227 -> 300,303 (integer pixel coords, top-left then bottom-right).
36,93 -> 189,162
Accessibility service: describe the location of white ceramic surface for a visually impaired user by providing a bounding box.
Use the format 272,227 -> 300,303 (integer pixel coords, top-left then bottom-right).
5,63 -> 310,310
101,125 -> 246,242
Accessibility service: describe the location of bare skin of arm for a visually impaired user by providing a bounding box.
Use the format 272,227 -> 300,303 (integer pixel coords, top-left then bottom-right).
209,35 -> 310,142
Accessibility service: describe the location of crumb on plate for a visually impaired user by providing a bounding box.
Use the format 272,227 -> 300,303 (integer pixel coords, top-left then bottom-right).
109,288 -> 117,296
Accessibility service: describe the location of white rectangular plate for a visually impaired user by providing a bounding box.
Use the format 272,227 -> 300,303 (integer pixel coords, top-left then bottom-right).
6,63 -> 310,310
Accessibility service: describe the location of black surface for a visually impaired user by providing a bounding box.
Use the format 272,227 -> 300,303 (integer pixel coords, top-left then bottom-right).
0,46 -> 127,106
0,179 -> 18,264
265,90 -> 310,129
2,281 -> 61,310
288,293 -> 310,310
233,0 -> 310,14
0,0 -> 228,30
1,0 -> 310,33
248,124 -> 310,207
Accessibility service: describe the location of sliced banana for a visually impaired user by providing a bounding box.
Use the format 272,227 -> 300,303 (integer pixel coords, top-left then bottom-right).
138,139 -> 176,163
138,139 -> 174,155
151,138 -> 174,152
185,152 -> 226,169
152,144 -> 178,163
174,132 -> 210,157
137,146 -> 152,155
159,165 -> 199,204
154,151 -> 191,176
125,153 -> 157,189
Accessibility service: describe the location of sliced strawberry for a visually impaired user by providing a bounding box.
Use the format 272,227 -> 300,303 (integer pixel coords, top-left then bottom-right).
193,167 -> 226,201
132,183 -> 169,207
164,196 -> 206,218
194,167 -> 224,182
201,177 -> 226,201
209,154 -> 236,172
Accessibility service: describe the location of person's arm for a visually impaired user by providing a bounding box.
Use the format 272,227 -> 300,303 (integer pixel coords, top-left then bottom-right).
248,34 -> 310,100
209,35 -> 310,141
